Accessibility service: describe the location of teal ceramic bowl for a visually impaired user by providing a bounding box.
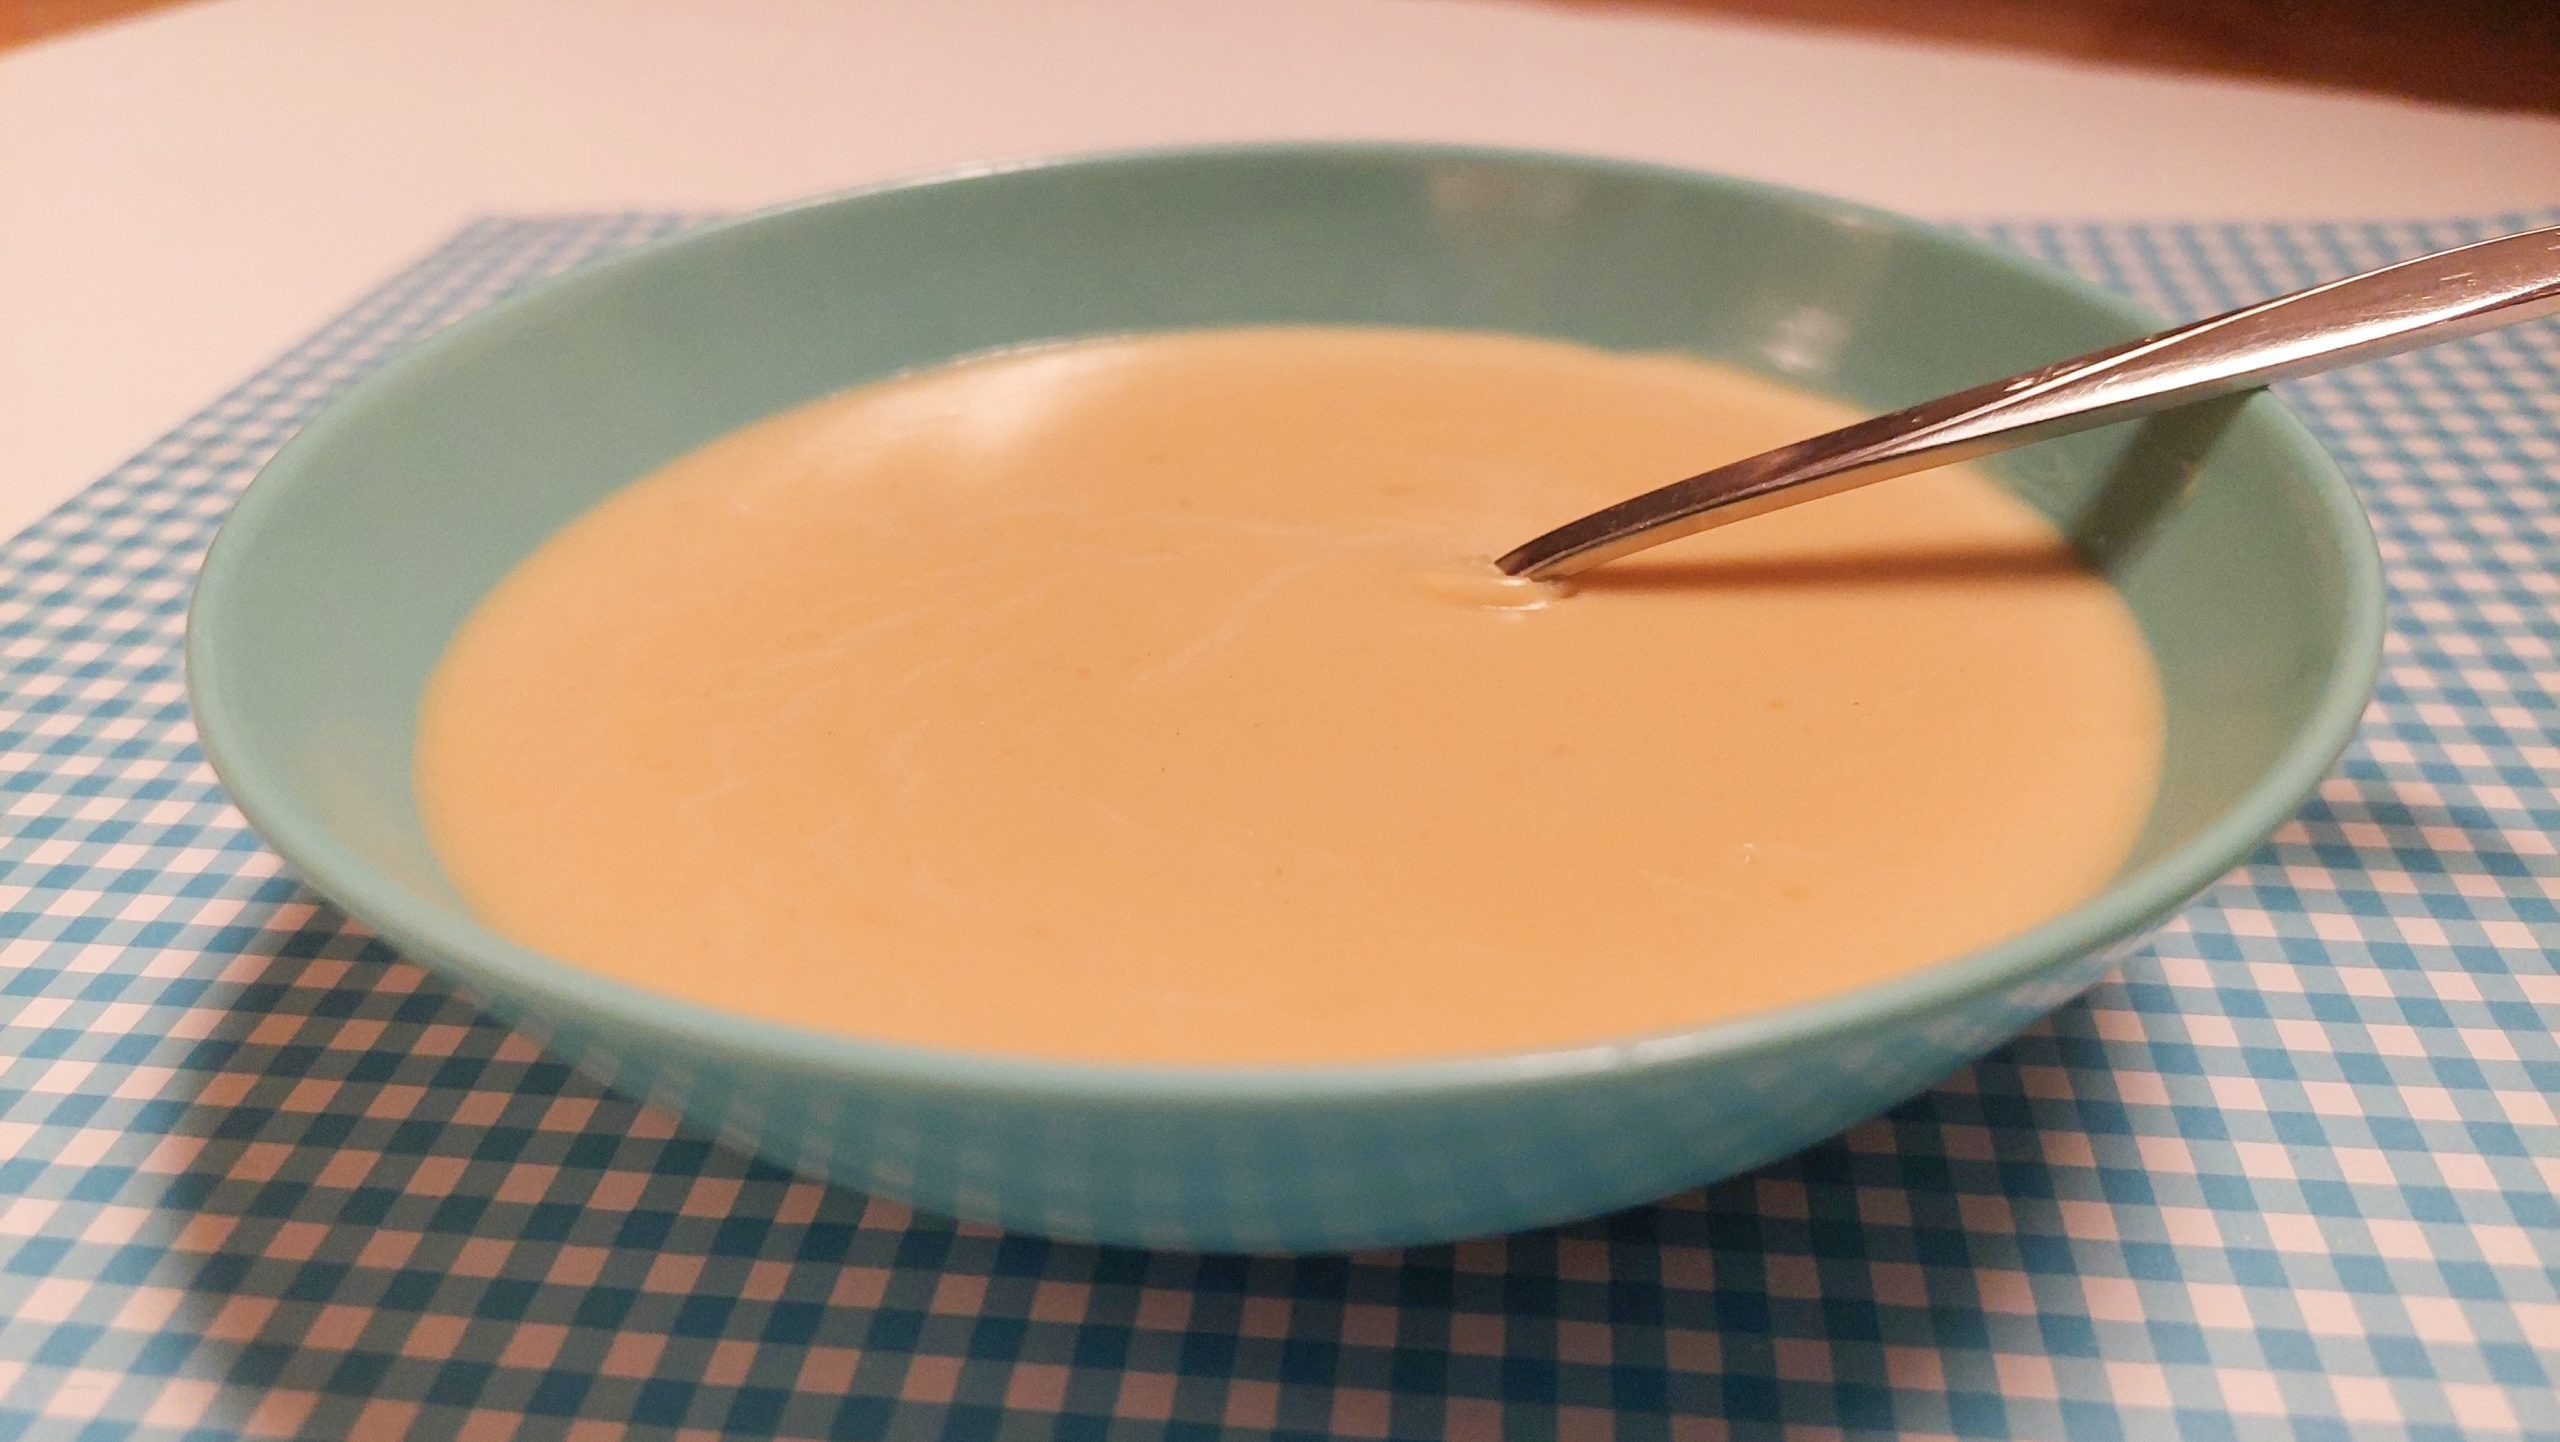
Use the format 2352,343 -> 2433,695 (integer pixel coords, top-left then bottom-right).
187,145 -> 2382,1252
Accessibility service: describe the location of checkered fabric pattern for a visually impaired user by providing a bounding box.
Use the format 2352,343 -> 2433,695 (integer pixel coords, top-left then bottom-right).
4,210 -> 2557,1441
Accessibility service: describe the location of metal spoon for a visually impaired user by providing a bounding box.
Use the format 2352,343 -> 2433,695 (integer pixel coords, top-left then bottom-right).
1496,225 -> 2560,581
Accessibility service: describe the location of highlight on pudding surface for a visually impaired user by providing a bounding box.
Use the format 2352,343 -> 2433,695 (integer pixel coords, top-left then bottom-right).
413,327 -> 2163,1064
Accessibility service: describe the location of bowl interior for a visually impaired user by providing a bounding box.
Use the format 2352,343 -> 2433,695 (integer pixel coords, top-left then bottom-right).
189,147 -> 2378,1054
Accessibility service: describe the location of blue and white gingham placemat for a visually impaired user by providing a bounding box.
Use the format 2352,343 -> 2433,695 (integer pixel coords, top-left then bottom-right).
4,211 -> 2556,1441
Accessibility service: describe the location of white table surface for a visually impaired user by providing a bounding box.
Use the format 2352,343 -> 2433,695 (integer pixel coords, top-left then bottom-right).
5,0 -> 2557,541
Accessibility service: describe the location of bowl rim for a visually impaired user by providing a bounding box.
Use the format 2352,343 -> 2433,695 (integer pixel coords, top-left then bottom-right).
186,140 -> 2386,1103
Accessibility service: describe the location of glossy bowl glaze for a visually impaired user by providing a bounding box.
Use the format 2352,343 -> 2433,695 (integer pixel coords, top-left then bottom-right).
187,145 -> 2382,1251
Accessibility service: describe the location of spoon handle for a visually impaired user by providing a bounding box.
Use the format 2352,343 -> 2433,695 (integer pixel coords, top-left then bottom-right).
1498,225 -> 2560,581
